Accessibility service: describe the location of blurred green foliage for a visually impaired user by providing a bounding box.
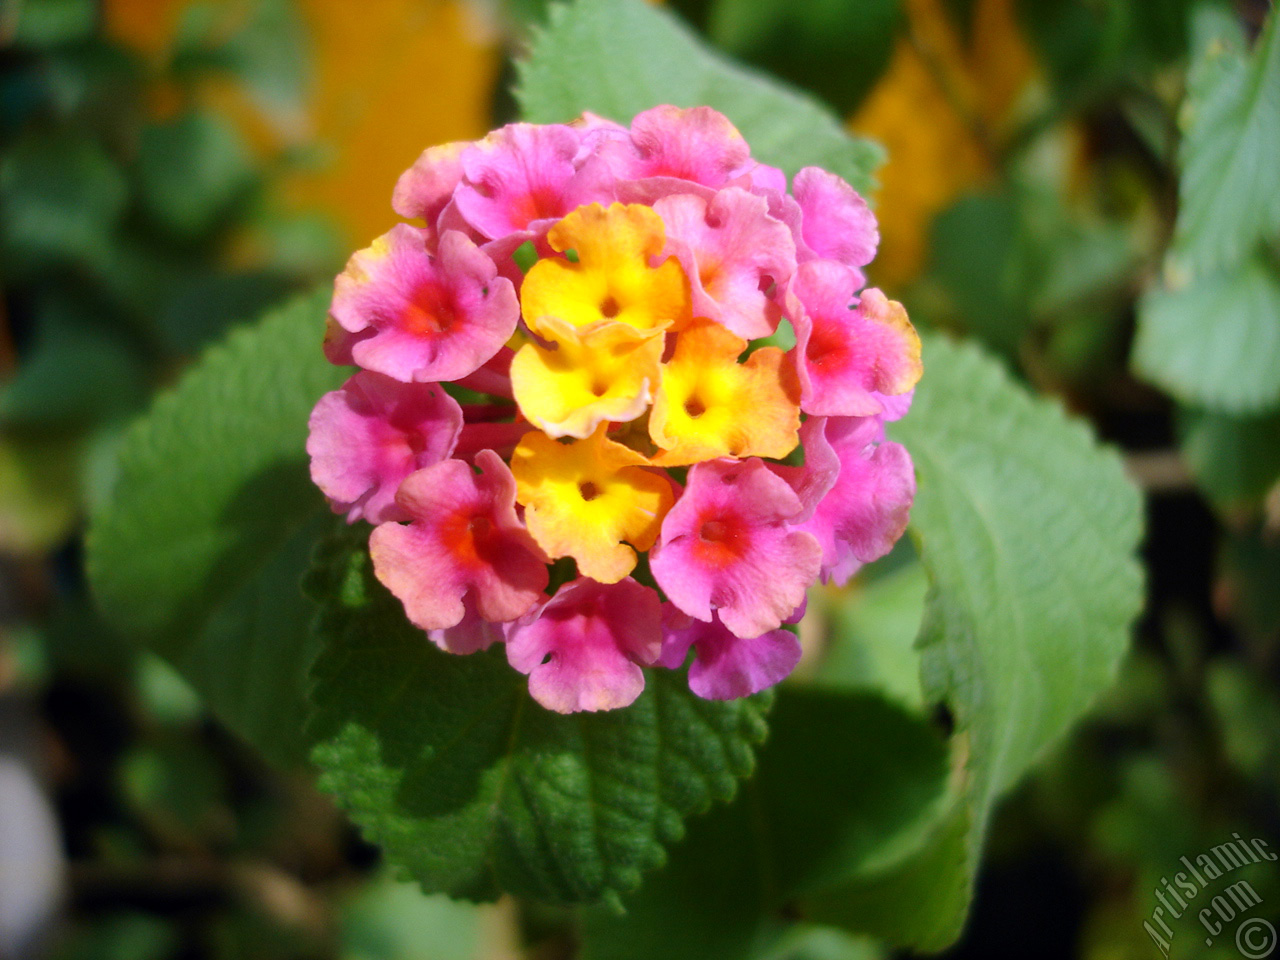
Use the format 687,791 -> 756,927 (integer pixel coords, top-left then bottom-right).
3,0 -> 1279,958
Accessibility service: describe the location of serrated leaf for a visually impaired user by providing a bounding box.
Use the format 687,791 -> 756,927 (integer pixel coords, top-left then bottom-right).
1175,6 -> 1280,273
87,288 -> 346,765
1134,253 -> 1280,413
585,334 -> 1142,954
515,0 -> 883,194
580,689 -> 951,960
828,333 -> 1144,949
307,530 -> 771,906
896,334 -> 1144,807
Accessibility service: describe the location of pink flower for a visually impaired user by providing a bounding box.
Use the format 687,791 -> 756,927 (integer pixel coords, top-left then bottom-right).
603,106 -> 755,197
651,458 -> 822,639
794,417 -> 916,586
427,595 -> 513,655
327,227 -> 519,384
452,123 -> 616,241
506,577 -> 663,713
392,140 -> 470,230
310,109 -> 923,712
659,607 -> 801,700
307,371 -> 463,524
791,167 -> 879,271
789,261 -> 923,417
369,450 -> 548,630
767,416 -> 841,522
873,388 -> 915,422
655,187 -> 795,340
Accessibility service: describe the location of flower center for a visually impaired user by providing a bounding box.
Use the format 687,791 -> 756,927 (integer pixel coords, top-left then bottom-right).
699,519 -> 730,542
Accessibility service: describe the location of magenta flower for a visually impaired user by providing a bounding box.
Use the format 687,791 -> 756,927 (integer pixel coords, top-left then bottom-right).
651,458 -> 822,639
506,577 -> 663,713
767,415 -> 841,522
427,596 -> 513,656
452,123 -> 615,241
659,607 -> 801,700
327,227 -> 519,383
791,167 -> 879,273
794,417 -> 917,586
369,450 -> 548,631
655,186 -> 795,339
307,371 -> 463,524
308,106 -> 922,711
789,261 -> 923,418
603,105 -> 755,197
392,140 -> 468,230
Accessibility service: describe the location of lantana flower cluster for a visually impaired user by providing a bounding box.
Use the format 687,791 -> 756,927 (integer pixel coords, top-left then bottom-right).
307,106 -> 922,714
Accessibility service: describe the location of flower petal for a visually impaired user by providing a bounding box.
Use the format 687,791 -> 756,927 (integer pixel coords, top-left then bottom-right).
512,425 -> 675,583
521,202 -> 691,334
651,458 -> 821,638
601,105 -> 754,189
427,595 -> 513,655
392,140 -> 470,225
789,262 -> 922,417
307,371 -> 463,524
661,608 -> 801,699
792,166 -> 879,269
453,123 -> 616,240
369,449 -> 548,630
329,228 -> 520,383
795,417 -> 916,586
510,315 -> 665,439
650,319 -> 800,465
506,577 -> 663,713
655,187 -> 795,340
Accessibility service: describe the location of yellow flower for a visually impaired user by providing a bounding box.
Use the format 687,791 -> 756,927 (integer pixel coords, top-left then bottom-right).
510,316 -> 666,439
521,203 -> 691,334
649,319 -> 800,465
512,425 -> 675,583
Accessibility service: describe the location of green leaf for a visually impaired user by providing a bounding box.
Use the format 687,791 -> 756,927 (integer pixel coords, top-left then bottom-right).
812,559 -> 928,711
1134,253 -> 1280,413
580,689 -> 951,960
706,0 -> 901,114
844,333 -> 1144,948
0,132 -> 127,272
12,0 -> 96,46
306,530 -> 771,906
1133,8 -> 1280,413
137,110 -> 256,240
1179,406 -> 1280,509
87,288 -> 346,765
0,295 -> 148,429
586,334 -> 1142,954
515,0 -> 883,193
340,875 -> 489,960
898,335 -> 1144,805
1174,6 -> 1280,273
